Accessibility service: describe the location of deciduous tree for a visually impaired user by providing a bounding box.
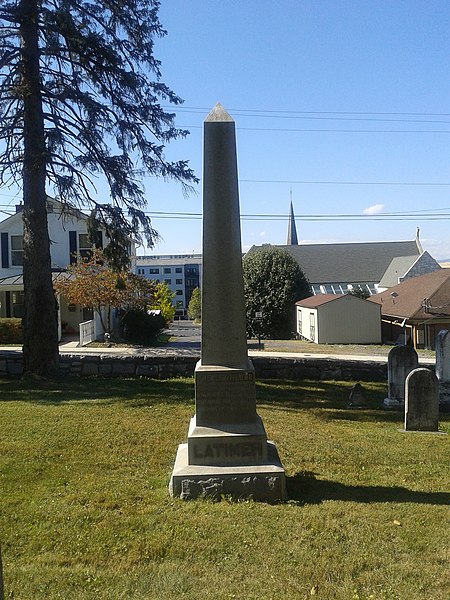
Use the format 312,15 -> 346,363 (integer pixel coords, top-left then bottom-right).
54,249 -> 156,334
243,247 -> 311,339
0,0 -> 196,376
149,281 -> 175,325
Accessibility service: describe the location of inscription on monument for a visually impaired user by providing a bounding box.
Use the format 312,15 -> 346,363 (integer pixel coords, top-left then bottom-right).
196,369 -> 257,425
193,441 -> 263,460
200,372 -> 254,383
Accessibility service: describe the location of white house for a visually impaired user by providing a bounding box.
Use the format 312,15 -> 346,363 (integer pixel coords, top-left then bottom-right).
296,294 -> 381,344
0,198 -> 110,338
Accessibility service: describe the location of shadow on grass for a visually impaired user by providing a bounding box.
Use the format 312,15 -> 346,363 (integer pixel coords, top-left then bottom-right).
257,379 -> 450,423
286,471 -> 450,506
2,377 -> 449,424
0,377 -> 194,406
256,379 -> 398,421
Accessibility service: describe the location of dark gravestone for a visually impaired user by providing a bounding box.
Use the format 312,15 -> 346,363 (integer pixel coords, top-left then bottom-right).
347,382 -> 368,408
404,368 -> 439,431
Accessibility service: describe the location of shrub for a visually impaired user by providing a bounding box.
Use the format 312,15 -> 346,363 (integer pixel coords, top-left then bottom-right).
187,287 -> 201,322
120,310 -> 165,344
243,247 -> 311,339
0,318 -> 23,344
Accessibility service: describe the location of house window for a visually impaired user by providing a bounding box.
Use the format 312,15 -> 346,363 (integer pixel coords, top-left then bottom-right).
175,267 -> 182,273
176,289 -> 183,295
311,285 -> 322,295
78,233 -> 91,259
164,267 -> 171,274
337,283 -> 350,293
165,279 -> 172,285
176,300 -> 183,308
149,268 -> 159,274
11,235 -> 23,266
12,291 -> 24,317
176,279 -> 182,285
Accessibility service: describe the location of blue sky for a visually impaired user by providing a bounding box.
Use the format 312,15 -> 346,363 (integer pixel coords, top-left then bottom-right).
141,0 -> 450,259
2,1 -> 449,259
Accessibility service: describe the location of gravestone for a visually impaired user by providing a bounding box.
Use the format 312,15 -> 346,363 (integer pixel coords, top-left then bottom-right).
404,368 -> 439,431
384,345 -> 418,408
169,104 -> 286,501
347,382 -> 368,408
435,329 -> 450,411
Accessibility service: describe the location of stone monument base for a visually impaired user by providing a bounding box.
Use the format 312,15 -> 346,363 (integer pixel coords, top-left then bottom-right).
187,415 -> 268,466
169,441 -> 286,502
383,397 -> 403,409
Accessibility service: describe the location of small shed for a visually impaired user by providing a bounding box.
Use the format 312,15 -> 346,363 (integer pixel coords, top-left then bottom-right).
296,294 -> 381,344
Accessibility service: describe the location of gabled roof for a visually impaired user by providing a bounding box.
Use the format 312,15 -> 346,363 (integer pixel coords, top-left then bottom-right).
0,270 -> 70,288
0,197 -> 89,230
378,255 -> 420,288
248,240 -> 421,284
378,251 -> 441,288
296,294 -> 344,308
368,269 -> 450,320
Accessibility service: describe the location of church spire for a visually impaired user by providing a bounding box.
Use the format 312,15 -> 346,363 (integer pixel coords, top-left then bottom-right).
287,200 -> 299,245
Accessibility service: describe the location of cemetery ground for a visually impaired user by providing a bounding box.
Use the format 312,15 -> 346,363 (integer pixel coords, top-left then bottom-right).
1,377 -> 449,600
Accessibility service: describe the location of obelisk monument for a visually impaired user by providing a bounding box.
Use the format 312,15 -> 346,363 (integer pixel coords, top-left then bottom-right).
169,104 -> 286,501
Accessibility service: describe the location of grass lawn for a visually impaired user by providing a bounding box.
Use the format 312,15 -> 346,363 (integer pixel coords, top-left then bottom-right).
0,377 -> 449,600
250,339 -> 435,359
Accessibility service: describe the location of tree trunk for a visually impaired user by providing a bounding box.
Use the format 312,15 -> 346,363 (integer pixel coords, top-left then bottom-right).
20,0 -> 59,377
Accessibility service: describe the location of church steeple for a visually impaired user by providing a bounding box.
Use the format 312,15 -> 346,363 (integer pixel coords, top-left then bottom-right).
287,201 -> 299,245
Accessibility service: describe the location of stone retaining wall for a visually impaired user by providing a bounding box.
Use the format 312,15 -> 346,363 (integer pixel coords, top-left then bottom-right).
0,351 -> 400,382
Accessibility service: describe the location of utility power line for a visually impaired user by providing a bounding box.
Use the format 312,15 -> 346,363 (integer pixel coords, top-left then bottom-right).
180,124 -> 450,134
168,106 -> 450,118
173,107 -> 450,125
0,204 -> 449,222
238,179 -> 450,186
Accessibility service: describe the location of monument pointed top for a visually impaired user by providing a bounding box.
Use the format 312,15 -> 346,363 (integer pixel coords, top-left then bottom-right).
205,102 -> 234,123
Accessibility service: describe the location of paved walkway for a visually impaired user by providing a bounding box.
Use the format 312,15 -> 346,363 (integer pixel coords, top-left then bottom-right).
0,342 -> 434,365
0,321 -> 434,364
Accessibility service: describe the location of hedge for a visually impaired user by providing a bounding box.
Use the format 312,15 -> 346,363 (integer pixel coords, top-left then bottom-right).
0,318 -> 23,344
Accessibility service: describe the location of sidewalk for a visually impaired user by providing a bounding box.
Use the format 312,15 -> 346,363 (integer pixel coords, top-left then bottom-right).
0,341 -> 434,365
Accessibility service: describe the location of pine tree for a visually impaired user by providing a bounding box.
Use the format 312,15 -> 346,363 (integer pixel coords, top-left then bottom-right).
0,1 -> 196,376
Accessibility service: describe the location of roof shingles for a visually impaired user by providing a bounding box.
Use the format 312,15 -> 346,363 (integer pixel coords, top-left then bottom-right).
368,269 -> 450,320
249,240 -> 420,284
